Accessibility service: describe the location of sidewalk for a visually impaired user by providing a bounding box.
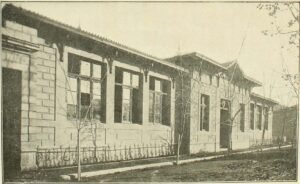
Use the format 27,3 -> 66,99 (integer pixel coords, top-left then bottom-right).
61,144 -> 292,180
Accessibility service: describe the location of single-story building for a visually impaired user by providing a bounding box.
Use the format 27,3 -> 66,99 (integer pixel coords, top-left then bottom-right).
167,54 -> 277,154
1,4 -> 278,176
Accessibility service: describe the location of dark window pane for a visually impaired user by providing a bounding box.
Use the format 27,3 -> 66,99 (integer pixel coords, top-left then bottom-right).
81,93 -> 90,106
114,85 -> 122,123
68,55 -> 80,74
132,88 -> 141,124
162,80 -> 171,126
257,106 -> 262,130
115,68 -> 123,84
162,94 -> 171,126
250,104 -> 254,130
240,104 -> 245,132
264,107 -> 269,130
149,77 -> 155,90
149,92 -> 154,123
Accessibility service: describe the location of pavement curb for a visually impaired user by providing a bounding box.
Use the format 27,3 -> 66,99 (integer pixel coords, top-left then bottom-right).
60,144 -> 292,180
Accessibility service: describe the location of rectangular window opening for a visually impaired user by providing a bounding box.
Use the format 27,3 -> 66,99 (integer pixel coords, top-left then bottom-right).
240,104 -> 245,132
67,53 -> 104,122
199,94 -> 209,131
115,67 -> 142,124
149,77 -> 171,126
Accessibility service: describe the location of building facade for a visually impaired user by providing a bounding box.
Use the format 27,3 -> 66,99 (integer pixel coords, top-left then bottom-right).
168,53 -> 277,154
1,4 -> 277,174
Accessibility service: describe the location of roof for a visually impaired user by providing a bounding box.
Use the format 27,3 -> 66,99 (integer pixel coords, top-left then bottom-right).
222,61 -> 262,86
166,52 -> 227,70
2,4 -> 186,72
250,93 -> 278,105
166,52 -> 261,86
220,61 -> 235,68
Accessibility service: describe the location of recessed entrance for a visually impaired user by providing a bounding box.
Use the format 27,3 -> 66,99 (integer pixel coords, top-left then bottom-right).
220,99 -> 230,149
2,68 -> 22,179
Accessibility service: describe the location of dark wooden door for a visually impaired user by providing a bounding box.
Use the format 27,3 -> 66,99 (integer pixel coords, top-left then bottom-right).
220,109 -> 230,148
2,68 -> 22,179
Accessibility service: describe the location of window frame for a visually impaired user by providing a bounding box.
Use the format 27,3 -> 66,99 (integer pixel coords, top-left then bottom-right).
149,78 -> 167,124
264,106 -> 269,130
115,69 -> 140,124
67,54 -> 103,122
250,103 -> 255,130
256,105 -> 262,130
199,94 -> 210,131
239,103 -> 245,132
148,77 -> 171,125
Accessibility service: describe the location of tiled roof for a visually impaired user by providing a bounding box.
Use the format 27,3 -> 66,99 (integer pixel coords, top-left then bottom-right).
3,4 -> 185,71
166,52 -> 261,86
250,93 -> 278,105
166,52 -> 227,70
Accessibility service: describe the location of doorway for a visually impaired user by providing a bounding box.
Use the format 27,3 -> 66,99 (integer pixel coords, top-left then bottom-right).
220,99 -> 230,149
2,68 -> 22,179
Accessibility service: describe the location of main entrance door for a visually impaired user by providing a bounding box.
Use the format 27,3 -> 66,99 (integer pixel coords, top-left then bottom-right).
220,99 -> 230,148
2,68 -> 22,179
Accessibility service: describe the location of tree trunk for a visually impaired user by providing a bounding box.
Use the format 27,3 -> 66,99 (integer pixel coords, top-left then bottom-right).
227,122 -> 232,154
279,111 -> 287,150
261,125 -> 266,152
176,134 -> 181,165
77,129 -> 81,181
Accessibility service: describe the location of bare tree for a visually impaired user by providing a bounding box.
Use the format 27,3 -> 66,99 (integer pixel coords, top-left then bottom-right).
218,62 -> 253,153
56,55 -> 107,181
258,2 -> 299,148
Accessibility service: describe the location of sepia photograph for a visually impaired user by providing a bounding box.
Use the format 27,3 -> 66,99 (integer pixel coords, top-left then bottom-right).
1,1 -> 298,182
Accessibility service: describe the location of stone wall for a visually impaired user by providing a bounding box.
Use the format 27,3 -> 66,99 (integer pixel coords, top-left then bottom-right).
2,20 -> 56,170
53,46 -> 175,150
2,21 -> 176,170
189,70 -> 256,153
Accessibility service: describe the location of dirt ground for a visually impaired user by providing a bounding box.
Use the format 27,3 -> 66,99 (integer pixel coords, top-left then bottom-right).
83,148 -> 296,182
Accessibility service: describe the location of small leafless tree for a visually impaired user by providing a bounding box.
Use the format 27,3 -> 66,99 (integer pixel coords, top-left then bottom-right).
56,55 -> 107,181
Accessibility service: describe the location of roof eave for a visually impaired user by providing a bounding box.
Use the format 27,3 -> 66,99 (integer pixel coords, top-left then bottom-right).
194,52 -> 227,70
3,4 -> 186,72
244,75 -> 262,87
250,93 -> 278,105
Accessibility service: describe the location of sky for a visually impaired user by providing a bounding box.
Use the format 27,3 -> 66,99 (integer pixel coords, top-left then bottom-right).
8,2 -> 299,106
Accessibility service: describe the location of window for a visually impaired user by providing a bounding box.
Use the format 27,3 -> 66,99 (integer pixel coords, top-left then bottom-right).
209,75 -> 213,85
67,53 -> 104,122
264,107 -> 269,130
115,68 -> 142,124
199,94 -> 209,131
149,77 -> 171,125
250,103 -> 254,130
256,105 -> 262,130
240,104 -> 245,132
